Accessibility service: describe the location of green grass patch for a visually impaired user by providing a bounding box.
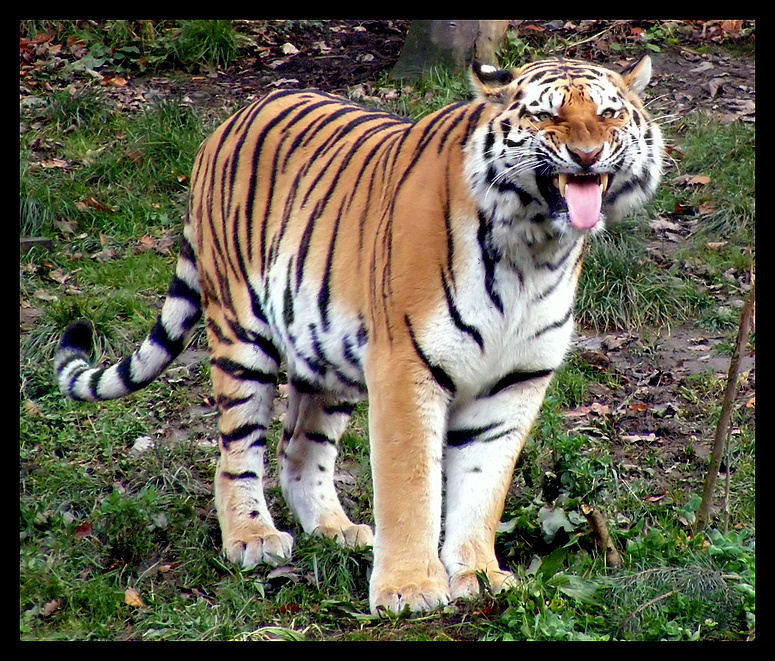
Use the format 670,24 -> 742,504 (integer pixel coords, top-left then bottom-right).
20,20 -> 243,73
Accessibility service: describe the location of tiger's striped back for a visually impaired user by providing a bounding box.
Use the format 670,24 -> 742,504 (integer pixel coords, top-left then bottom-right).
189,89 -> 498,398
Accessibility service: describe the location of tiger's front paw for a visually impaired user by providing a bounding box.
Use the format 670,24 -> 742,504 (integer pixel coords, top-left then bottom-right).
369,562 -> 450,615
223,525 -> 294,569
449,567 -> 516,601
316,522 -> 374,549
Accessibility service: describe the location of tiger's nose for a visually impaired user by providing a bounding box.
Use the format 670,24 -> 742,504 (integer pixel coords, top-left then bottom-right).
568,145 -> 603,168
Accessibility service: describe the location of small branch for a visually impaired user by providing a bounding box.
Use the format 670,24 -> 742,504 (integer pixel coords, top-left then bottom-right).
20,236 -> 54,252
696,272 -> 755,531
616,589 -> 679,637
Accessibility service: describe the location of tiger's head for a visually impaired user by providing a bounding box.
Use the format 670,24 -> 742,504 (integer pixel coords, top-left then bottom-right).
465,56 -> 663,240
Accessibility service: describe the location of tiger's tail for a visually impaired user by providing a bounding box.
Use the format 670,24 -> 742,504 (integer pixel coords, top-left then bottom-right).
54,223 -> 202,402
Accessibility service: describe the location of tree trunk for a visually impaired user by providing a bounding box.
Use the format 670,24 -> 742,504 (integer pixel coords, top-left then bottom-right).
391,20 -> 509,80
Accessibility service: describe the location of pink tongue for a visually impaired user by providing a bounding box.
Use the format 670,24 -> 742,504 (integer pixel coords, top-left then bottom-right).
565,179 -> 602,229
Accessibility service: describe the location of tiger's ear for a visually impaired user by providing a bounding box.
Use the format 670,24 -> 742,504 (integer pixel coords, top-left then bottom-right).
621,55 -> 652,96
470,60 -> 516,103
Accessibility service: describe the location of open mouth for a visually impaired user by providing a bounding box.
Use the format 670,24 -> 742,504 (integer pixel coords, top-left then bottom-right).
552,173 -> 610,230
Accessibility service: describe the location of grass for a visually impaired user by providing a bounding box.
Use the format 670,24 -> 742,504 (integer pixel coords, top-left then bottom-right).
20,20 -> 243,73
20,22 -> 754,641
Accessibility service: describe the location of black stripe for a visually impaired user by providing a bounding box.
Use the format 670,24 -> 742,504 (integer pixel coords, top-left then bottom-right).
221,471 -> 259,480
242,99 -> 310,271
305,431 -> 335,445
341,335 -> 362,370
295,200 -> 323,292
317,200 -> 345,332
223,317 -> 281,366
178,233 -> 196,263
88,367 -> 102,399
283,257 -> 295,327
482,120 -> 495,157
436,103 -> 470,154
534,241 -> 578,271
482,369 -> 554,398
477,211 -> 503,314
216,394 -> 253,411
299,141 -> 348,210
440,268 -> 484,350
290,375 -> 322,394
148,318 -> 183,358
55,352 -> 85,377
447,422 -> 500,447
116,355 -> 137,392
210,357 -> 277,384
461,103 -> 487,146
58,320 -> 93,356
323,401 -> 356,415
443,169 -> 455,282
248,283 -> 269,324
530,309 -> 572,340
66,365 -> 91,400
206,318 -> 233,345
356,319 -> 368,347
404,315 -> 456,395
489,169 -> 537,206
221,422 -> 267,445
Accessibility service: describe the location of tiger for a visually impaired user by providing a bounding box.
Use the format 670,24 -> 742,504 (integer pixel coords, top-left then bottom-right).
55,55 -> 663,615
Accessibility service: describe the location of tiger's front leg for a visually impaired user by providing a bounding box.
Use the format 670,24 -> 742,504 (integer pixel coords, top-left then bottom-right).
441,372 -> 552,600
365,349 -> 452,615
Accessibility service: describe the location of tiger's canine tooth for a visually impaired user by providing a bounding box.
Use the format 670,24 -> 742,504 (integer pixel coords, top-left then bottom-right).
557,173 -> 568,198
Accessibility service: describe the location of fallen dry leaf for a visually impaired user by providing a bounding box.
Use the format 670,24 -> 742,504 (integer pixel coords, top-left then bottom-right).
101,75 -> 129,87
124,587 -> 144,607
564,402 -> 609,418
37,158 -> 71,170
621,433 -> 658,443
47,268 -> 71,285
54,218 -> 78,234
24,400 -> 43,417
20,304 -> 45,329
41,599 -> 61,617
650,218 -> 682,233
74,521 -> 94,540
687,174 -> 711,186
33,289 -> 59,302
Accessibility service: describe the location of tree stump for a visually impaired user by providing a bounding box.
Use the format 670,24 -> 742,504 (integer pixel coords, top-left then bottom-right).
391,20 -> 509,79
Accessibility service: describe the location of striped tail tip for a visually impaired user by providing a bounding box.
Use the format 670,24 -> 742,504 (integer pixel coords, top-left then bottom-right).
54,320 -> 97,401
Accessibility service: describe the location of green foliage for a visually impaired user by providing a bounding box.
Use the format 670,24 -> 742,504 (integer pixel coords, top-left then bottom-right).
577,218 -> 709,331
20,20 -> 242,73
172,20 -> 239,70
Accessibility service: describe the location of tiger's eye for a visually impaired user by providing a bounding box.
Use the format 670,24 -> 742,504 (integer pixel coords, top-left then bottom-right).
600,108 -> 617,119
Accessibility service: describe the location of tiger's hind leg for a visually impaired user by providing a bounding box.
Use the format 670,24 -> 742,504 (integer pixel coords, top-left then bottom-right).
208,310 -> 293,569
441,373 -> 552,600
278,380 -> 373,548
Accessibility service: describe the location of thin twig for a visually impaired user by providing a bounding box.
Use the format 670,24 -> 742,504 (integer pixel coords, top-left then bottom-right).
696,269 -> 755,531
616,589 -> 679,637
